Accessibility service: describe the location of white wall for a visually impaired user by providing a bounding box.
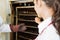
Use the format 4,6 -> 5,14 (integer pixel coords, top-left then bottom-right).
0,0 -> 11,23
0,0 -> 7,23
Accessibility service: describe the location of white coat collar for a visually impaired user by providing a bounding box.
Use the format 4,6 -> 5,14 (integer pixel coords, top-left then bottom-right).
38,17 -> 52,33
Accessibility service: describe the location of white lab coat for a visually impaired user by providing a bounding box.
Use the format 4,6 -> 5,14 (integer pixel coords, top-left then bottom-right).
0,16 -> 11,32
35,17 -> 60,40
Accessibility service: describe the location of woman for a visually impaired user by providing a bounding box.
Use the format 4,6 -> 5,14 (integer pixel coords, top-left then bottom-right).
34,0 -> 60,40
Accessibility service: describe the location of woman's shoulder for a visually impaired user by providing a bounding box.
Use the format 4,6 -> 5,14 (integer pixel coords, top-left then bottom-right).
42,24 -> 60,40
45,24 -> 60,39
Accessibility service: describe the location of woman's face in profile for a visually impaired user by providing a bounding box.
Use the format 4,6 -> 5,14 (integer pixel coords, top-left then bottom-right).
34,0 -> 54,18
